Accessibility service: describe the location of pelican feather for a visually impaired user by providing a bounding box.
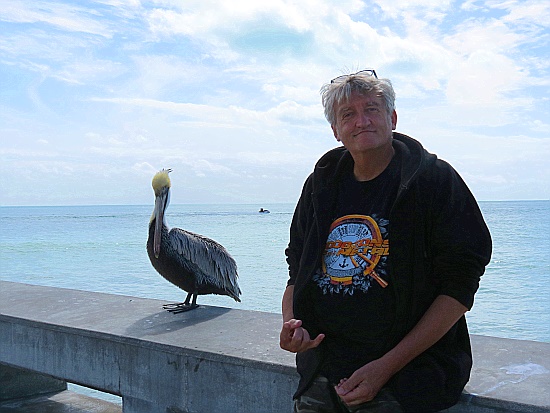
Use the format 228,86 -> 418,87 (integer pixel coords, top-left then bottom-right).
168,228 -> 240,300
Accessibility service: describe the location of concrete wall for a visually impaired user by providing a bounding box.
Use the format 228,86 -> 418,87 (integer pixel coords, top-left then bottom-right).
0,281 -> 549,413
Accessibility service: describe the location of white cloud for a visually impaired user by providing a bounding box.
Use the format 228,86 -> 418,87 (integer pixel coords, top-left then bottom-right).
132,162 -> 157,175
0,1 -> 114,37
88,96 -> 324,132
444,19 -> 524,56
529,120 -> 550,133
446,50 -> 524,106
498,0 -> 550,27
0,0 -> 548,205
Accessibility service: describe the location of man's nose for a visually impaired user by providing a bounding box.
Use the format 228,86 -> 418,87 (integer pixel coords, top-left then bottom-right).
356,111 -> 372,127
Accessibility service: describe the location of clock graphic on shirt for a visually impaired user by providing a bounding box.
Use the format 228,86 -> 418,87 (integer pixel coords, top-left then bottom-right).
321,214 -> 388,289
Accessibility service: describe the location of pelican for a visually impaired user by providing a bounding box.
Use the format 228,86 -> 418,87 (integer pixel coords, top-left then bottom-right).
147,169 -> 241,313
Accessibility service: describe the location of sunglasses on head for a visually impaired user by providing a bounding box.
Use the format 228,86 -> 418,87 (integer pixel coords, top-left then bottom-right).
331,69 -> 378,83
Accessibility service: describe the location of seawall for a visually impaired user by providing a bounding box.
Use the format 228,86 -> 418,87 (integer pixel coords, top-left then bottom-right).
0,281 -> 549,412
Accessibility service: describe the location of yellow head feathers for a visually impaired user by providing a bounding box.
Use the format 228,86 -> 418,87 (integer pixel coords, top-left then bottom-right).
152,168 -> 172,194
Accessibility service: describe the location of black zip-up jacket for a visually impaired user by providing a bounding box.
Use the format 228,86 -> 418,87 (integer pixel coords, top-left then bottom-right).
285,133 -> 492,412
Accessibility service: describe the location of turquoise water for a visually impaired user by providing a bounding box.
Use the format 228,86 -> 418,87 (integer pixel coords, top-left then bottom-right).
1,201 -> 549,343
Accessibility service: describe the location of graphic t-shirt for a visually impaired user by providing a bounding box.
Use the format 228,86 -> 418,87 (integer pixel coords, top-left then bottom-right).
309,153 -> 401,384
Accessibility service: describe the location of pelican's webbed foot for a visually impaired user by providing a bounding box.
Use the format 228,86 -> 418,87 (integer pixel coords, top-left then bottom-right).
163,291 -> 199,313
163,302 -> 199,313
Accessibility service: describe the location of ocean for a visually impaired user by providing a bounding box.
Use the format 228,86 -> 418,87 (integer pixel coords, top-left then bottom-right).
1,201 -> 549,344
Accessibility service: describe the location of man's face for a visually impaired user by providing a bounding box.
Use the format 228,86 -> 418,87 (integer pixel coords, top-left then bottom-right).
331,91 -> 397,156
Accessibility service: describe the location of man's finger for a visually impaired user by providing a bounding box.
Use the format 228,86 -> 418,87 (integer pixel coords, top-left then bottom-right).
335,375 -> 359,396
291,327 -> 304,344
309,333 -> 325,348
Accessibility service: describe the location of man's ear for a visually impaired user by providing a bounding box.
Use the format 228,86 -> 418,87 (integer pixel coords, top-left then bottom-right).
391,110 -> 397,130
332,124 -> 340,142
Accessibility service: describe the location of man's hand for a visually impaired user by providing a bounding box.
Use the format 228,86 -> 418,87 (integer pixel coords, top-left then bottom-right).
280,318 -> 325,353
336,294 -> 469,406
334,358 -> 391,406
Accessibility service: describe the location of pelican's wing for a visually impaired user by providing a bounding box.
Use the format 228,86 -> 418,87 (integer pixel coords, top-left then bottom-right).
168,228 -> 240,296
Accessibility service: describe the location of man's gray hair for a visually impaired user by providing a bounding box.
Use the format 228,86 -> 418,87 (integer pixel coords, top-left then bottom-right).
320,75 -> 396,126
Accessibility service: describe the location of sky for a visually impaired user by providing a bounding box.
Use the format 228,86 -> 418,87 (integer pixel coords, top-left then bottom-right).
1,0 -> 549,206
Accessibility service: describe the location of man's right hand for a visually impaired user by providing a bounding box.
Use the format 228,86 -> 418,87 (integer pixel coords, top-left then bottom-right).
279,318 -> 325,353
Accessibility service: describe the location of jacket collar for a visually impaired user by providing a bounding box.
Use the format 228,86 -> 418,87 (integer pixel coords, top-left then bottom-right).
312,132 -> 435,193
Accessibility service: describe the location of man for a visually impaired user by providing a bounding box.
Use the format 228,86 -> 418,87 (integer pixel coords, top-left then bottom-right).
280,69 -> 492,413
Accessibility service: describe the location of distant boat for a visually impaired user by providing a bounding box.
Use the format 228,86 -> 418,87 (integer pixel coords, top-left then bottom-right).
259,208 -> 270,213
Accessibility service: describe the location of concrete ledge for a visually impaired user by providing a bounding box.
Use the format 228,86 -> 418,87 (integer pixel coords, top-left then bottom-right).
458,336 -> 550,413
0,281 -> 549,413
0,281 -> 296,413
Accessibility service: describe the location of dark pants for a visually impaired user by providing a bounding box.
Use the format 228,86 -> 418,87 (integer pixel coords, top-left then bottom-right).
294,376 -> 403,413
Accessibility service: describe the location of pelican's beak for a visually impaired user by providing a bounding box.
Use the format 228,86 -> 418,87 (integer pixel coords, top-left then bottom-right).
153,187 -> 169,258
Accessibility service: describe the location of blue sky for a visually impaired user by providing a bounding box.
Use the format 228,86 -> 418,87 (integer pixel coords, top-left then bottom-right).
1,0 -> 549,206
